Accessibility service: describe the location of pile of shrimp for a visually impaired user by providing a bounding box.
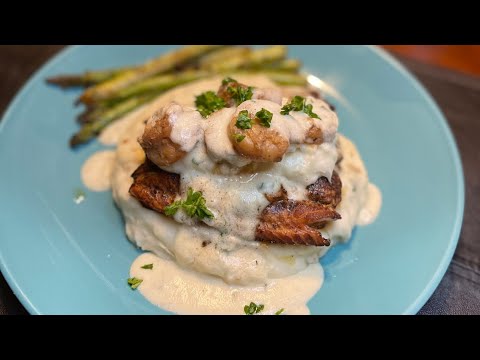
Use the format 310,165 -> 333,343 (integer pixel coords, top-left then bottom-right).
138,78 -> 338,171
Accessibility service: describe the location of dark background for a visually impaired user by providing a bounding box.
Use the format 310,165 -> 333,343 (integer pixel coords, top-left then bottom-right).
0,45 -> 479,315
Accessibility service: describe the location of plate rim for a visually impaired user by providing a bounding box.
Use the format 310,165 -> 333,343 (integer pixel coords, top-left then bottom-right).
0,45 -> 465,315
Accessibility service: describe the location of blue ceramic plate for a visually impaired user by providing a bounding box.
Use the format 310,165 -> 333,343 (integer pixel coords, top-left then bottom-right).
0,46 -> 464,314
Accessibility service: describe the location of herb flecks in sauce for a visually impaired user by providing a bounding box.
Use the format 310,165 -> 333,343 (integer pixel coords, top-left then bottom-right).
164,188 -> 214,220
244,302 -> 265,315
281,95 -> 320,119
275,308 -> 285,315
141,264 -> 153,270
195,91 -> 226,118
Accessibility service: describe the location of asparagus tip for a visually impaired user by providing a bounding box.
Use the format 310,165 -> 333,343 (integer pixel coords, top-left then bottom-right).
69,134 -> 88,148
69,136 -> 79,148
46,75 -> 85,89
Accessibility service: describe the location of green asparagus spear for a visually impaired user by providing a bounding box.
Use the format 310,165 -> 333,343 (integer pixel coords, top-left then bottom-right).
46,67 -> 131,88
70,93 -> 159,147
261,71 -> 307,86
77,70 -> 209,123
199,47 -> 251,71
267,72 -> 307,86
225,70 -> 307,86
212,45 -> 287,72
111,70 -> 209,102
253,58 -> 302,72
77,105 -> 110,124
79,45 -> 224,104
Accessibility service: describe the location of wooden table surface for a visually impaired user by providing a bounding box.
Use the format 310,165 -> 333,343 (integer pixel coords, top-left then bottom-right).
0,45 -> 479,315
383,45 -> 480,78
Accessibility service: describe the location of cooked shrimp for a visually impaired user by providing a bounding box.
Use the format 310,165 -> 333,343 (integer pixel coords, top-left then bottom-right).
285,96 -> 338,145
138,103 -> 187,167
228,101 -> 289,163
305,122 -> 323,144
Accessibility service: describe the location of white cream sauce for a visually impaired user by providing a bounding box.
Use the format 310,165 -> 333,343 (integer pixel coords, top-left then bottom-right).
357,184 -> 382,226
81,150 -> 116,191
322,136 -> 382,244
81,75 -> 382,314
99,105 -> 151,146
131,252 -> 322,315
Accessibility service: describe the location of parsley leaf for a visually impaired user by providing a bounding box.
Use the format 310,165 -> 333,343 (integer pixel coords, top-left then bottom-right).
73,188 -> 86,204
227,85 -> 253,106
141,264 -> 153,270
232,134 -> 246,143
281,95 -> 320,119
195,91 -> 226,118
235,110 -> 252,130
222,77 -> 238,85
164,188 -> 214,220
244,302 -> 265,315
303,103 -> 318,118
275,308 -> 285,315
280,95 -> 304,114
255,108 -> 273,128
127,277 -> 143,290
221,76 -> 253,105
164,202 -> 180,216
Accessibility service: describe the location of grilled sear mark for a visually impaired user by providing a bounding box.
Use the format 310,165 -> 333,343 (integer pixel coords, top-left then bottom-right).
307,170 -> 342,208
255,200 -> 341,246
129,159 -> 180,214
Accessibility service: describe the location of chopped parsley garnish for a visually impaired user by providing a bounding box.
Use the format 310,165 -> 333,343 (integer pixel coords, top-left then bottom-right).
281,95 -> 320,119
221,77 -> 253,105
275,308 -> 285,315
280,95 -> 305,114
244,302 -> 265,315
255,108 -> 273,128
222,77 -> 238,85
235,110 -> 253,130
127,277 -> 143,290
232,134 -> 246,143
164,187 -> 214,220
195,91 -> 226,118
226,82 -> 253,106
73,188 -> 86,204
228,86 -> 253,105
303,103 -> 318,118
141,264 -> 153,270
